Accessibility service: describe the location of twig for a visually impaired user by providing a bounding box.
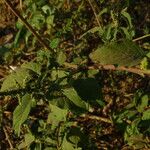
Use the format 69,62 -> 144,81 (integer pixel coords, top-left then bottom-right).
86,0 -> 102,29
3,127 -> 13,149
63,62 -> 150,76
80,114 -> 112,124
133,34 -> 150,42
4,0 -> 51,51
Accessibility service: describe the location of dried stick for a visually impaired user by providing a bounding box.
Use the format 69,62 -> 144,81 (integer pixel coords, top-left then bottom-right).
133,34 -> 150,42
80,114 -> 112,124
3,127 -> 13,149
86,0 -> 102,29
4,0 -> 51,51
63,62 -> 150,76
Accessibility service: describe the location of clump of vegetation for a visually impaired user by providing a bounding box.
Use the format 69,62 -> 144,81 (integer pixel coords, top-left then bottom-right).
0,0 -> 150,149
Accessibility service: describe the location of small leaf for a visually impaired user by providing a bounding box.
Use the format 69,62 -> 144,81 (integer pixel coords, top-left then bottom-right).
21,62 -> 41,75
62,135 -> 81,150
13,28 -> 23,47
140,57 -> 148,70
57,51 -> 66,65
80,27 -> 104,38
46,15 -> 55,29
42,5 -> 52,14
50,38 -> 60,49
30,11 -> 45,30
120,27 -> 132,40
18,133 -> 35,149
142,109 -> 150,120
13,94 -> 32,135
137,95 -> 149,113
121,10 -> 133,28
63,88 -> 89,110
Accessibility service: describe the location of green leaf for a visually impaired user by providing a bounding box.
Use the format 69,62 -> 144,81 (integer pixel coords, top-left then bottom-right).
63,88 -> 90,110
47,103 -> 68,129
51,69 -> 69,85
1,68 -> 31,92
25,31 -> 32,45
30,11 -> 45,30
57,51 -> 66,65
50,38 -> 60,49
80,27 -> 104,38
137,95 -> 149,113
13,28 -> 23,47
89,39 -> 146,66
140,57 -> 148,70
13,94 -> 32,135
62,135 -> 82,150
18,133 -> 35,149
120,27 -> 132,40
121,10 -> 133,28
46,15 -> 55,29
21,61 -> 41,75
42,5 -> 52,14
142,109 -> 150,120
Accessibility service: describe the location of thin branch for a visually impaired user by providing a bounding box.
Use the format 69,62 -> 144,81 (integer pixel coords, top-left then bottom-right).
80,114 -> 112,124
3,127 -> 13,149
133,34 -> 150,42
4,0 -> 51,51
63,62 -> 150,76
86,0 -> 102,29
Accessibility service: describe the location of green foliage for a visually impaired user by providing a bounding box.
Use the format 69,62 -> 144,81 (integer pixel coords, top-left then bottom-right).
47,103 -> 68,129
13,94 -> 33,135
63,88 -> 90,110
18,133 -> 35,149
1,68 -> 31,91
89,39 -> 146,66
0,0 -> 150,149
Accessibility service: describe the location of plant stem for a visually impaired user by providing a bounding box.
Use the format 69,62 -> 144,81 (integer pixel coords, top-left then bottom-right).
4,0 -> 51,51
63,62 -> 150,76
133,34 -> 150,42
86,0 -> 103,30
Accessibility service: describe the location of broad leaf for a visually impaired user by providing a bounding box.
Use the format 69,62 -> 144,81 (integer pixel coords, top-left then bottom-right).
62,135 -> 82,150
63,88 -> 89,110
18,133 -> 35,149
57,51 -> 66,65
89,39 -> 145,66
47,103 -> 68,129
21,62 -> 41,75
142,109 -> 150,120
13,94 -> 32,135
1,68 -> 31,92
137,95 -> 149,113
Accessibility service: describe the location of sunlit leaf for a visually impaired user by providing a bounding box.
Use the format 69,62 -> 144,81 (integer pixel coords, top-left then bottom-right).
50,38 -> 60,49
142,109 -> 150,120
21,62 -> 41,75
62,135 -> 82,150
18,133 -> 35,149
1,68 -> 31,92
121,10 -> 133,28
57,51 -> 66,65
137,95 -> 149,113
47,103 -> 68,129
13,94 -> 32,135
